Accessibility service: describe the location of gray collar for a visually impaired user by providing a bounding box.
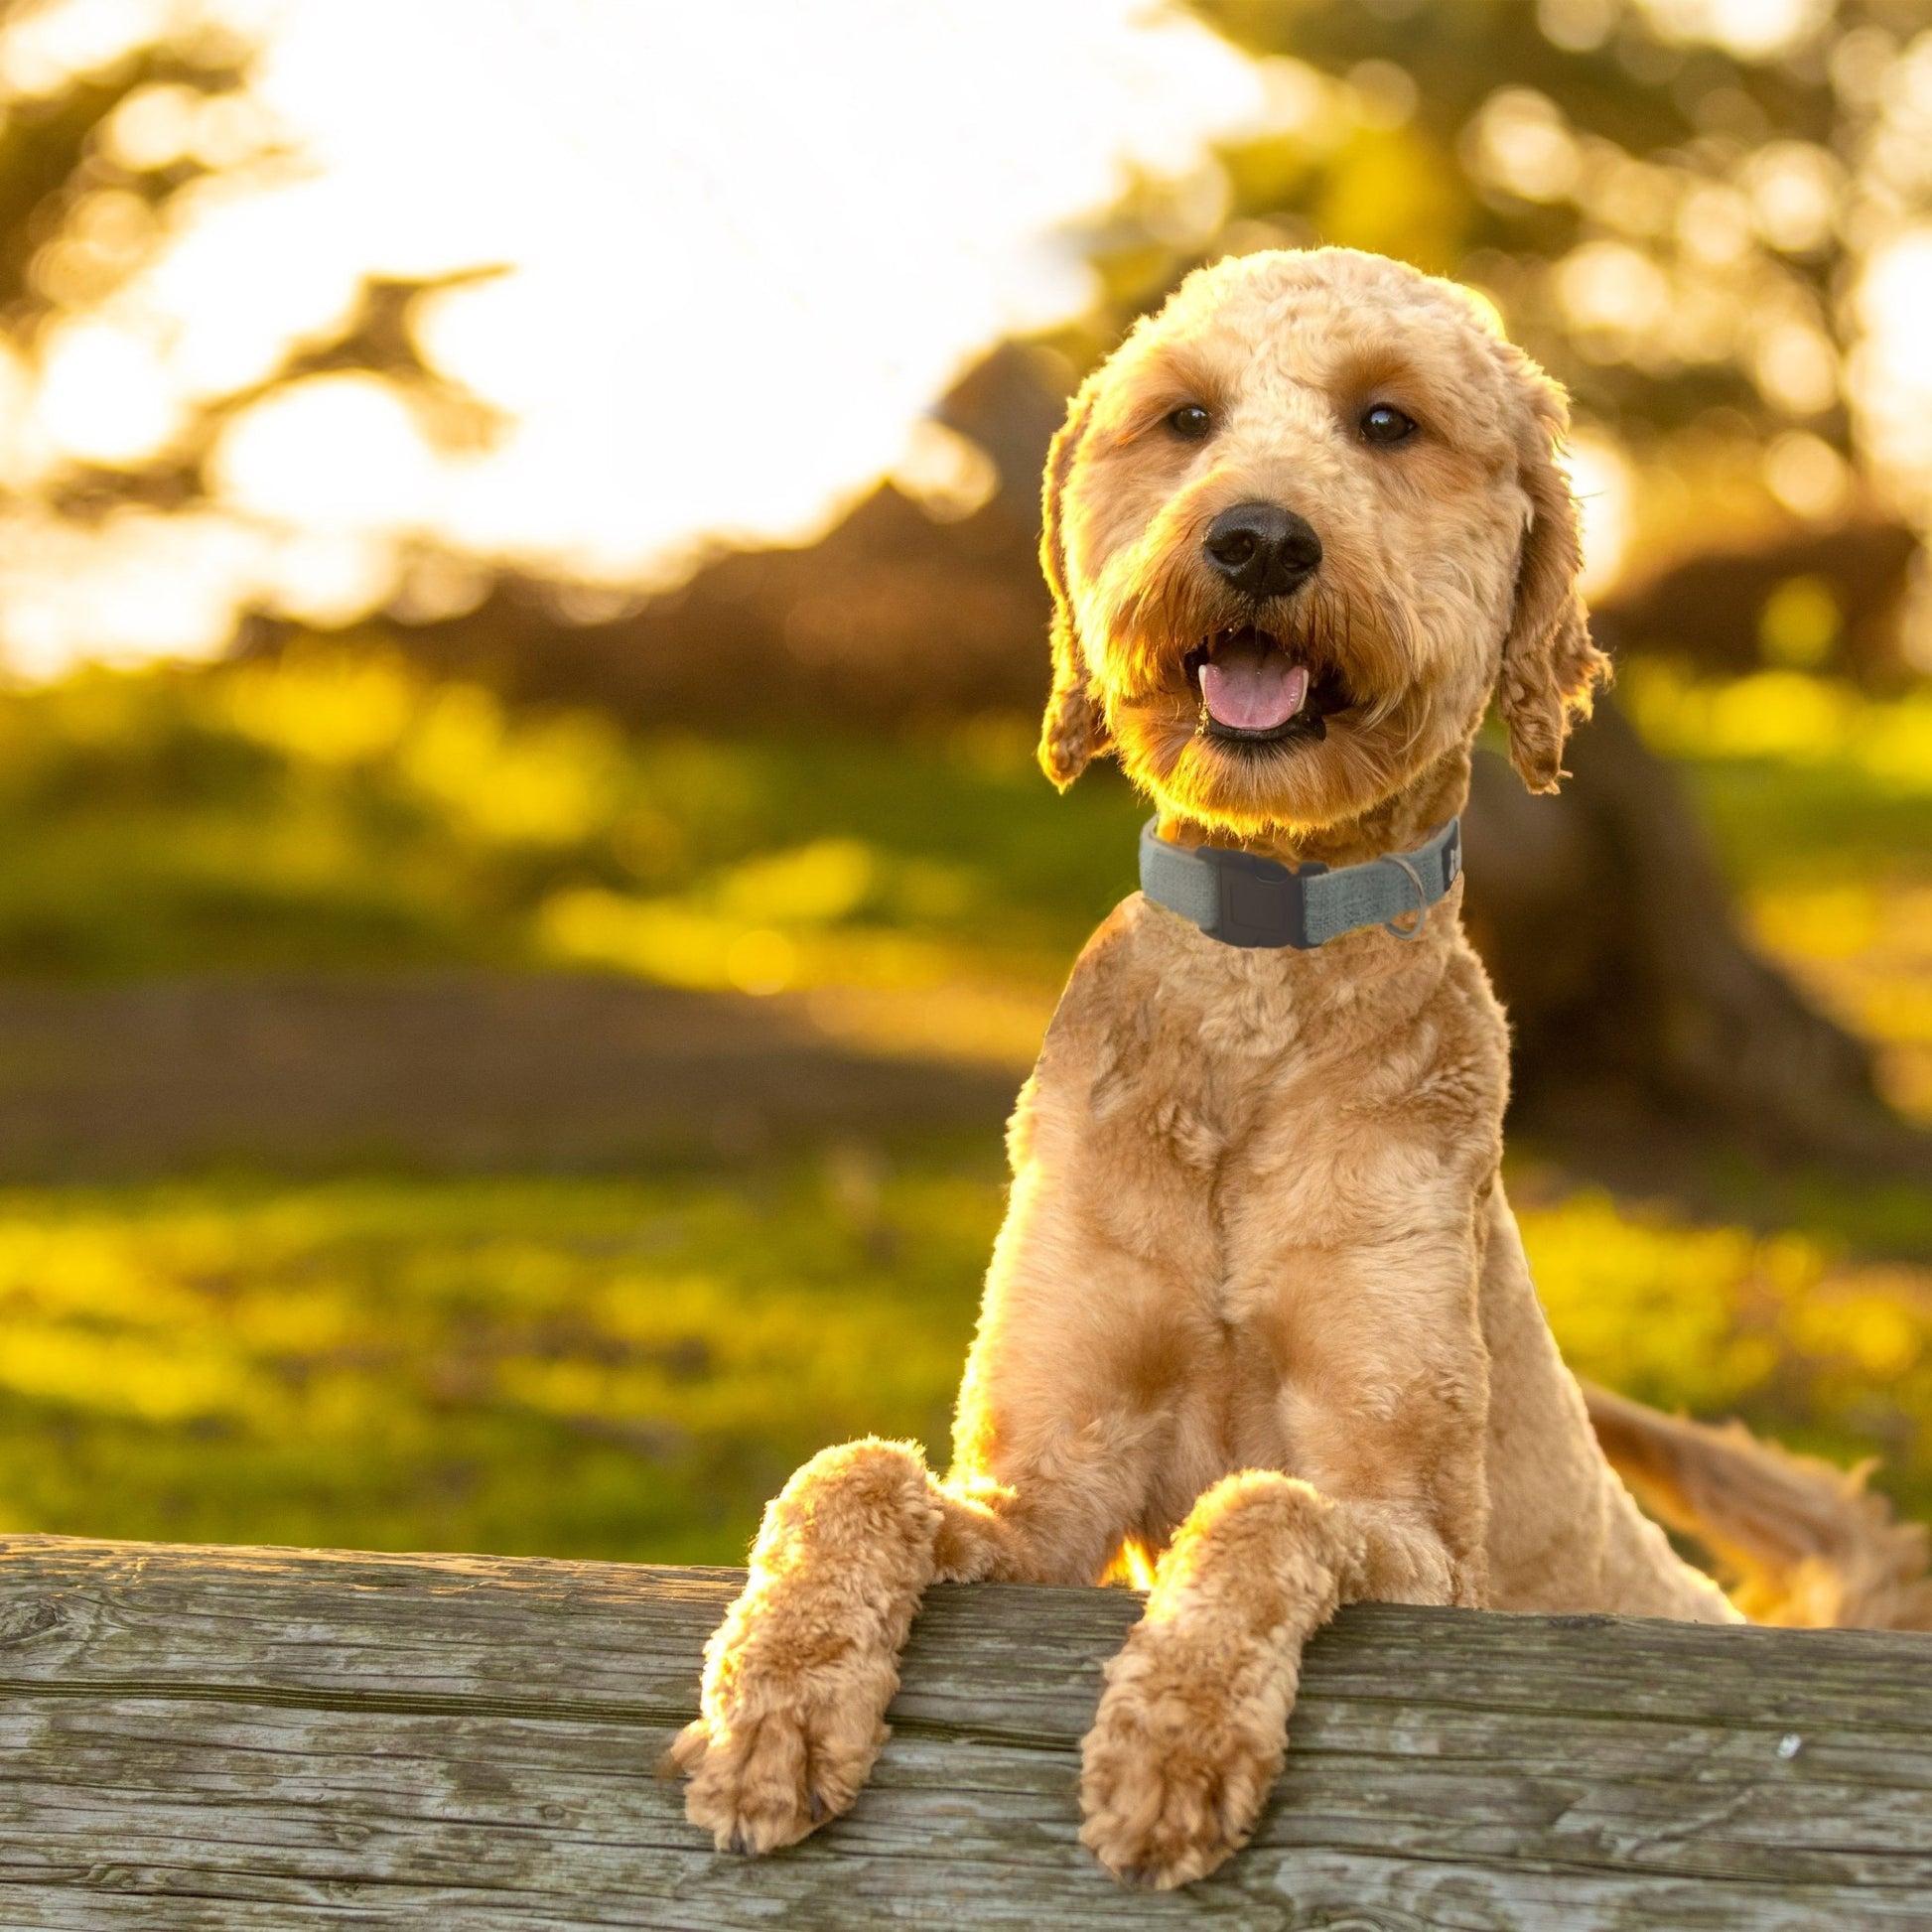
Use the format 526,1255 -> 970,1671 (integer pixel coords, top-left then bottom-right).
1139,816 -> 1461,949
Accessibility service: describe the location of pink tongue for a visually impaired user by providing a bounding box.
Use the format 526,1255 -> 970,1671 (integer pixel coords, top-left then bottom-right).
1200,652 -> 1309,731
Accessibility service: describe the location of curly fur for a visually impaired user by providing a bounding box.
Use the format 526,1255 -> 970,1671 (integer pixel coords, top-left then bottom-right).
673,247 -> 1918,1889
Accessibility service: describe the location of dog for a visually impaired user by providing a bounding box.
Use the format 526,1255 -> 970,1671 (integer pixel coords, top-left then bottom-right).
671,246 -> 1931,1890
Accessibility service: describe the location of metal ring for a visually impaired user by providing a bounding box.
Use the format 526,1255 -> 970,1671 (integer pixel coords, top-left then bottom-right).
1382,854 -> 1428,939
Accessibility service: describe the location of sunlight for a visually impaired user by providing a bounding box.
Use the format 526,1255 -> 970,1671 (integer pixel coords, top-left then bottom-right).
1564,432 -> 1635,594
0,0 -> 1921,673
1855,226 -> 1932,516
0,0 -> 1266,670
1636,0 -> 1832,58
34,316 -> 181,466
211,373 -> 439,529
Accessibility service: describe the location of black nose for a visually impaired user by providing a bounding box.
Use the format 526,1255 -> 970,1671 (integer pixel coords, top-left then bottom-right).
1202,502 -> 1322,598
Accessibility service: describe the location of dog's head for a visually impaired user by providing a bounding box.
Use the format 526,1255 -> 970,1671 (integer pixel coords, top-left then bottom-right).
1037,248 -> 1607,836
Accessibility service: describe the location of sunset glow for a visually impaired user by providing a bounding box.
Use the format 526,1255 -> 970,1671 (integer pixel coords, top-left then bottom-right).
0,0 -> 1924,673
0,0 -> 1267,671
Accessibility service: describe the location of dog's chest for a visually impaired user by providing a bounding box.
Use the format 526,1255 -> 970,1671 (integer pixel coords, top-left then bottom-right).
1075,904 -> 1487,1176
1076,922 -> 1485,1337
1086,952 -> 1369,1176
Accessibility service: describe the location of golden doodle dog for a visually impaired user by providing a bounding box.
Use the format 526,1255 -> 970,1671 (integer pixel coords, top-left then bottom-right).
672,246 -> 1930,1890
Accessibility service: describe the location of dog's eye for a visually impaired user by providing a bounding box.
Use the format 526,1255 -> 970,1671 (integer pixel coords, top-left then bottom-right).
1167,404 -> 1212,441
1360,404 -> 1417,445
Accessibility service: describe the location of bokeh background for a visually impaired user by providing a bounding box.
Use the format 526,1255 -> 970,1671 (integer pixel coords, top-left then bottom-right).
0,0 -> 1927,1565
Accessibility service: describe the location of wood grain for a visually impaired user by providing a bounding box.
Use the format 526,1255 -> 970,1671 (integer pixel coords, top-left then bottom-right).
0,1534 -> 1927,1929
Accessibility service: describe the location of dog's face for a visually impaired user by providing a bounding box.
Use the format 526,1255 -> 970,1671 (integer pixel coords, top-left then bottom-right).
1038,248 -> 1606,836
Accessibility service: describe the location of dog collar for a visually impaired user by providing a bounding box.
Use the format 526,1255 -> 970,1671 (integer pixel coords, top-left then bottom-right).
1139,815 -> 1461,950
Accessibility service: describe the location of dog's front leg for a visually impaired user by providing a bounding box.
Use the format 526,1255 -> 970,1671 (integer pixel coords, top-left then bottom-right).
1077,1473 -> 1461,1888
672,1039 -> 1178,1856
1076,1471 -> 1356,1888
1079,1213 -> 1491,1889
669,1439 -> 1020,1854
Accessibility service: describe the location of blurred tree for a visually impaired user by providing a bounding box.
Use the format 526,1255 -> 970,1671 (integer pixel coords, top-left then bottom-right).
1070,0 -> 1930,669
0,0 -> 1921,1173
0,8 -> 500,537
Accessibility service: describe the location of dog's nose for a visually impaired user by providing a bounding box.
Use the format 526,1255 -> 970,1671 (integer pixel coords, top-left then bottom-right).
1202,503 -> 1322,598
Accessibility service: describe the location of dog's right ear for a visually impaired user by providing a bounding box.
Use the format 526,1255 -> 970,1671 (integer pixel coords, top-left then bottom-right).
1037,388 -> 1103,790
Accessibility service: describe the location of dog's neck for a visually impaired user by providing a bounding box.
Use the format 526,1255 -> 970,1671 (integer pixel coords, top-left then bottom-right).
1155,742 -> 1472,871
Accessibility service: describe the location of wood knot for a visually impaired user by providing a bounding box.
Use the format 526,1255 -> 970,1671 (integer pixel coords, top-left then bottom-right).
0,1596 -> 68,1645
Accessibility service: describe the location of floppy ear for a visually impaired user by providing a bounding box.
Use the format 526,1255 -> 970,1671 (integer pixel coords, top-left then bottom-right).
1495,362 -> 1610,794
1036,388 -> 1104,790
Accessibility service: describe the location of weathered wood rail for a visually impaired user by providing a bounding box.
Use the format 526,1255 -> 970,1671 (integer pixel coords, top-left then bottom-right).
0,1538 -> 1928,1929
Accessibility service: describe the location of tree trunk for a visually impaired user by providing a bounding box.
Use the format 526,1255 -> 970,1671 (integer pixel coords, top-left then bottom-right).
1462,697 -> 1919,1169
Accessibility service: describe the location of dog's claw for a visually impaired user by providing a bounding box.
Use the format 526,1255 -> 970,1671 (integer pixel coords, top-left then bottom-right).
1080,1617 -> 1286,1891
677,1695 -> 885,1858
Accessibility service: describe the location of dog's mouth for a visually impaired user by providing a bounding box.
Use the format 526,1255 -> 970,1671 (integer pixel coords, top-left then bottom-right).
1183,625 -> 1348,746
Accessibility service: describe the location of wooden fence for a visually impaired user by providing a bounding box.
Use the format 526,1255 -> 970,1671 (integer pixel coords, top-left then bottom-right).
0,1534 -> 1927,1928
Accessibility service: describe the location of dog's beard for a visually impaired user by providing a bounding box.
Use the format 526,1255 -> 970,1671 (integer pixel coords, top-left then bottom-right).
1107,541 -> 1332,677
1098,551 -> 1365,739
1092,554 -> 1442,831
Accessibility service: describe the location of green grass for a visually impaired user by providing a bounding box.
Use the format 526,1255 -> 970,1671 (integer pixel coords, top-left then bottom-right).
0,1157 -> 1925,1562
0,644 -> 1145,993
1622,661 -> 1932,884
5,646 -> 1926,1008
1512,1176 -> 1932,1522
1,641 -> 1930,1561
0,1157 -> 999,1562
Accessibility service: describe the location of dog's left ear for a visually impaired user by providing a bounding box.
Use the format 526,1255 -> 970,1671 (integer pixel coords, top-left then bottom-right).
1495,359 -> 1610,794
1036,388 -> 1105,790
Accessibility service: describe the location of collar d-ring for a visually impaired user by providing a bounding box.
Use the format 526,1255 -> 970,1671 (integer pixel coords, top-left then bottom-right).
1382,853 -> 1428,939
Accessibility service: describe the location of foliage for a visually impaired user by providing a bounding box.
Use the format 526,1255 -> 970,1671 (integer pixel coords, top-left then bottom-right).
0,642 -> 1142,1005
0,1155 -> 1927,1562
0,10 -> 499,538
0,0 -> 1922,678
1063,0 -> 1931,559
0,645 -> 1927,1558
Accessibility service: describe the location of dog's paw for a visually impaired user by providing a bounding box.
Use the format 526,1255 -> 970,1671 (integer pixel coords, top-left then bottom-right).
666,1696 -> 886,1856
1077,1632 -> 1287,1889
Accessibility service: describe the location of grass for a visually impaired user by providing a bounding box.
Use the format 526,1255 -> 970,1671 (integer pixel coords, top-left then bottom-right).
0,643 -> 1143,998
0,1155 -> 1925,1562
0,639 -> 1929,1561
0,1157 -> 995,1562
